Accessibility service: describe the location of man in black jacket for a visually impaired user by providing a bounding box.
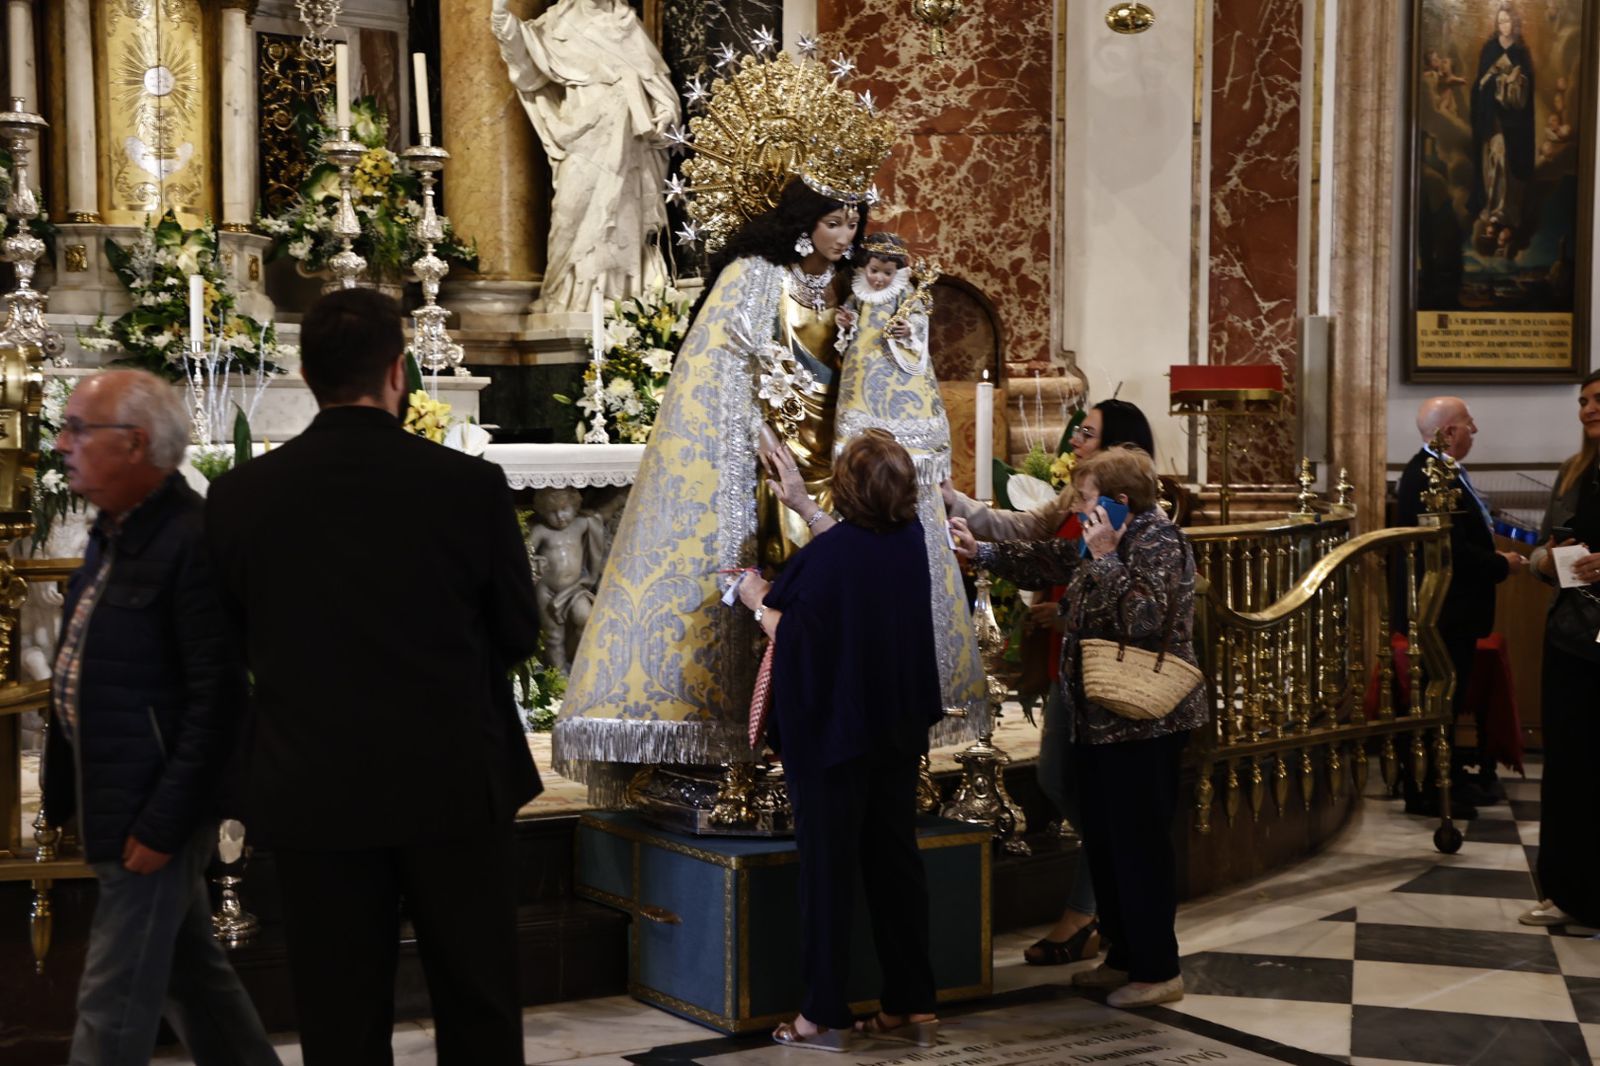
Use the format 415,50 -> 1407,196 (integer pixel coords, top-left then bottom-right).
44,370 -> 278,1066
206,289 -> 542,1066
1394,396 -> 1525,814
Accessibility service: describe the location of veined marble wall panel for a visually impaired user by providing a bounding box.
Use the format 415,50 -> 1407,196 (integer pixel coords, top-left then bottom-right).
816,0 -> 1053,373
1208,0 -> 1304,484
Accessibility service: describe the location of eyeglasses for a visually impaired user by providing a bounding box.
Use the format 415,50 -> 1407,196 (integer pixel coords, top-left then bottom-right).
57,417 -> 138,438
1071,425 -> 1097,441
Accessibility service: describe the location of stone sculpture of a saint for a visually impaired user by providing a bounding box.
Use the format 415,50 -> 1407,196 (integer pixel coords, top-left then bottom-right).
492,0 -> 680,312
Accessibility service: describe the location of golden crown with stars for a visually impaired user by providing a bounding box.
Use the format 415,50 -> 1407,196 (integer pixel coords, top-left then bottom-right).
665,31 -> 897,251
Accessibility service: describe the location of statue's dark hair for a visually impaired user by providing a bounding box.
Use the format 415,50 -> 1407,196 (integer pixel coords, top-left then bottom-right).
690,179 -> 868,319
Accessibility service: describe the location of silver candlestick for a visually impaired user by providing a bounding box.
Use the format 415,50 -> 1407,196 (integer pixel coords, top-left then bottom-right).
941,568 -> 1030,855
0,98 -> 63,358
400,135 -> 465,375
210,819 -> 259,946
319,127 -> 367,289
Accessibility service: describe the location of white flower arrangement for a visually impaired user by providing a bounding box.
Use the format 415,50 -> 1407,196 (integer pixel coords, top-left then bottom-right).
560,285 -> 693,445
31,377 -> 83,553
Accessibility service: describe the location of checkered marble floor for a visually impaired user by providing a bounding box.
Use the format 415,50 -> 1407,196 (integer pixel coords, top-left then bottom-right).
140,758 -> 1598,1065
1139,757 -> 1600,1065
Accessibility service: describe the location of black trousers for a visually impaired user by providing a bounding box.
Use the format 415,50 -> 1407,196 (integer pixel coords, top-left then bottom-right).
273,820 -> 524,1066
1538,643 -> 1600,926
784,752 -> 937,1030
1072,731 -> 1187,984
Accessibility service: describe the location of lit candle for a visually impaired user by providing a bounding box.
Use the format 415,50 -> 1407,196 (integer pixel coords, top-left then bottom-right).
590,289 -> 604,361
188,274 -> 205,350
975,370 -> 994,501
334,42 -> 351,130
411,53 -> 431,139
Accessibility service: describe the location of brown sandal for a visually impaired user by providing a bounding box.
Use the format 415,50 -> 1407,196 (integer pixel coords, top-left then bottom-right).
854,1013 -> 942,1047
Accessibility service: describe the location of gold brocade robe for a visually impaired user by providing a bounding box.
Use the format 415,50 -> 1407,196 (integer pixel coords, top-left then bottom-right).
554,256 -> 983,797
757,299 -> 839,568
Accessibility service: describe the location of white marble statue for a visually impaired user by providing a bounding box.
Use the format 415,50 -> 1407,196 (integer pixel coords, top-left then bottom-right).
492,0 -> 681,313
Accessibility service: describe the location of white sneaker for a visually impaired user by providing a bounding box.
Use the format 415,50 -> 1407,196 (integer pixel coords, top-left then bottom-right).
1107,976 -> 1185,1008
1520,900 -> 1575,926
1070,963 -> 1129,990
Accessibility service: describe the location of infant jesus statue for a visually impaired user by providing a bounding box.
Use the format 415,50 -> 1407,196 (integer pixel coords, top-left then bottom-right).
835,232 -> 927,371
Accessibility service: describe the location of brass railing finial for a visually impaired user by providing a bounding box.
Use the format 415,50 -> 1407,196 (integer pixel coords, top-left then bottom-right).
1293,457 -> 1316,515
1421,432 -> 1460,515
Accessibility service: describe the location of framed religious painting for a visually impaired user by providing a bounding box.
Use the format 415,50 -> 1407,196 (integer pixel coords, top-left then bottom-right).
1405,0 -> 1599,382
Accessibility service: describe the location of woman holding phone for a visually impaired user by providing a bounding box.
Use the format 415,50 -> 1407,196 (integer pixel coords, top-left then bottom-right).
942,399 -> 1159,968
1523,368 -> 1600,928
951,446 -> 1205,1008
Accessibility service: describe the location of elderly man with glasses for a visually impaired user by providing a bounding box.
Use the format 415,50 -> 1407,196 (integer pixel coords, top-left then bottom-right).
42,369 -> 278,1066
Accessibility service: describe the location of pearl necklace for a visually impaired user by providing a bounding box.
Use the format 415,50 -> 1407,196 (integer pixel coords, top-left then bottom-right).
788,263 -> 835,312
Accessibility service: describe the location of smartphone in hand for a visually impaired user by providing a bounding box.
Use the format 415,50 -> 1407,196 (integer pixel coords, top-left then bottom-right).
1095,495 -> 1131,531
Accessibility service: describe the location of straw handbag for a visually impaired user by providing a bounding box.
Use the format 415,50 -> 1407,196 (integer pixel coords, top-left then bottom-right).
1078,565 -> 1203,721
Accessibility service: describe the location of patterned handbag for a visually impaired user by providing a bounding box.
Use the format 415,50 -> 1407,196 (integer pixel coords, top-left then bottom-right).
1078,557 -> 1203,720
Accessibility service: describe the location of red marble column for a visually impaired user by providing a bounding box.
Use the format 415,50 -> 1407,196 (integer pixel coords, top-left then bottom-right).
1208,0 -> 1304,484
817,0 -> 1053,373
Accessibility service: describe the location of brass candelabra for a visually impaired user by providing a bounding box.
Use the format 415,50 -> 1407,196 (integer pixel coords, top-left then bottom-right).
941,568 -> 1030,854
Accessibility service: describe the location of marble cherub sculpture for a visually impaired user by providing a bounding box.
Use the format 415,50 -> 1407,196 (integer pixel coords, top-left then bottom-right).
491,0 -> 681,313
526,486 -> 607,672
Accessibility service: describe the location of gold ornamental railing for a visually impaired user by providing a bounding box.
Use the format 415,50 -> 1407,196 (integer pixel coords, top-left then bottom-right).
0,556 -> 90,975
1184,457 -> 1463,851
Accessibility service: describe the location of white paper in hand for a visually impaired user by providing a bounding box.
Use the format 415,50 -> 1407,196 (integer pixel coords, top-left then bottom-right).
1552,544 -> 1592,589
722,572 -> 745,607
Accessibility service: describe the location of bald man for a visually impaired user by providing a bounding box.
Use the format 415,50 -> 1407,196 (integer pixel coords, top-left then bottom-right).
1393,396 -> 1524,817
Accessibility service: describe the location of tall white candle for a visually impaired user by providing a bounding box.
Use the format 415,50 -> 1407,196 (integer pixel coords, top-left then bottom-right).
188,274 -> 205,350
334,43 -> 351,130
975,371 -> 994,501
411,52 -> 431,139
7,2 -> 33,106
591,289 -> 604,361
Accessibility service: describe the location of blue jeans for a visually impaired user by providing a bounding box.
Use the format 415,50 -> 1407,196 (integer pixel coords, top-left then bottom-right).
1037,685 -> 1097,918
71,823 -> 280,1066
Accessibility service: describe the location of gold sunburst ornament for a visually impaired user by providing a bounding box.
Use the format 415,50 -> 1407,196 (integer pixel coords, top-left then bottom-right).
665,32 -> 896,251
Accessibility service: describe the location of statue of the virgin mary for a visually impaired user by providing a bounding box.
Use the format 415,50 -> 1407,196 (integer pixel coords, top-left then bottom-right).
553,43 -> 984,808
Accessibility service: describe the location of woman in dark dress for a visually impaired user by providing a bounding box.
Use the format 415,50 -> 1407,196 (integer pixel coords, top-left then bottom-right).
1524,369 -> 1600,928
737,429 -> 943,1052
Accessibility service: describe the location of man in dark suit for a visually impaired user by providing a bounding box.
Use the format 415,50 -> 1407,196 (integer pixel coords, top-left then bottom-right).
1394,396 -> 1524,816
206,289 -> 541,1066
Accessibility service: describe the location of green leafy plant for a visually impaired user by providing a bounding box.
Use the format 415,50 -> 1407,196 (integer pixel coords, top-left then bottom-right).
512,655 -> 567,732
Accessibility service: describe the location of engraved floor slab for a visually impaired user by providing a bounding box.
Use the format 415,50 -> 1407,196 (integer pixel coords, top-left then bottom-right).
683,992 -> 1335,1064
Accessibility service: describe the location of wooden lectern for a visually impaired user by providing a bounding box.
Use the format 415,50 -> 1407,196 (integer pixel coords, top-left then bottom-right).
1170,365 -> 1286,524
